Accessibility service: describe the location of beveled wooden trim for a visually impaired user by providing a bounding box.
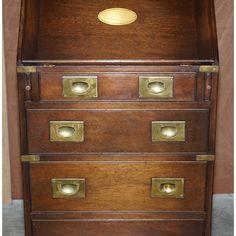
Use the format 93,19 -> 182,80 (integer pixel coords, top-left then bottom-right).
22,59 -> 217,66
25,101 -> 211,110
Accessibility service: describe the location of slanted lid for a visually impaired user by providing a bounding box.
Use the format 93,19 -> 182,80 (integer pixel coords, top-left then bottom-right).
20,0 -> 218,65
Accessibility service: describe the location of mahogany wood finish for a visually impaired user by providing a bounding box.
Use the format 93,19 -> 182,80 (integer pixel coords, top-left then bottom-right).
21,0 -> 214,63
214,0 -> 233,193
30,161 -> 207,211
32,220 -> 205,236
27,109 -> 209,153
39,72 -> 197,101
17,0 -> 219,235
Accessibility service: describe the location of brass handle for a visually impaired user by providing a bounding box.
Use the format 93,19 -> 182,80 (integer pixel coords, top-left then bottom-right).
139,76 -> 173,98
147,81 -> 165,94
57,126 -> 75,138
151,178 -> 184,198
71,81 -> 90,95
58,183 -> 80,196
152,121 -> 185,142
160,183 -> 176,194
63,76 -> 98,98
50,121 -> 84,142
52,179 -> 85,199
160,126 -> 178,138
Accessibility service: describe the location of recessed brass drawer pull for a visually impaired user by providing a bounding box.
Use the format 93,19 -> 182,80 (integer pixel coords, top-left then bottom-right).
71,81 -> 90,94
139,76 -> 173,98
160,126 -> 178,138
63,76 -> 98,98
151,178 -> 184,198
50,121 -> 84,142
58,126 -> 75,138
52,179 -> 85,199
147,81 -> 165,94
152,121 -> 185,142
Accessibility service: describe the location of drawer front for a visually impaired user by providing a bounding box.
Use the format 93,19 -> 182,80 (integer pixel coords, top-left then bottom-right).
30,161 -> 207,211
32,219 -> 204,236
39,72 -> 197,101
27,109 -> 209,153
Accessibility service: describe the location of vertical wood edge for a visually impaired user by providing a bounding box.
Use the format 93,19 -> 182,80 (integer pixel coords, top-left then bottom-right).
22,161 -> 33,236
204,161 -> 215,236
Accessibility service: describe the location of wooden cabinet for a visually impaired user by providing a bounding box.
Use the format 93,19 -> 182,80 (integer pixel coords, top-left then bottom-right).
17,0 -> 219,235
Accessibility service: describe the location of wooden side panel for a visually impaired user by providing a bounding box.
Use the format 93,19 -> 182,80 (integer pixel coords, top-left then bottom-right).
30,161 -> 207,211
3,0 -> 22,199
214,0 -> 233,193
21,0 -> 40,59
32,219 -> 205,236
3,55 -> 12,205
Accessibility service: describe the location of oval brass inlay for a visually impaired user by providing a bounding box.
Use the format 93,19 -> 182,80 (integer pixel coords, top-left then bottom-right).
58,127 -> 75,138
161,126 -> 178,138
98,8 -> 137,26
71,82 -> 90,94
148,82 -> 165,94
60,184 -> 78,195
160,183 -> 176,194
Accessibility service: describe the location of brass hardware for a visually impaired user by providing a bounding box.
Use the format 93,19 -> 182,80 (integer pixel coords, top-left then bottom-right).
196,155 -> 215,161
17,66 -> 36,73
199,65 -> 219,73
151,178 -> 184,198
21,155 -> 40,162
63,76 -> 97,98
25,85 -> 31,91
50,121 -> 84,142
98,8 -> 137,26
152,121 -> 185,142
139,76 -> 173,98
52,179 -> 85,199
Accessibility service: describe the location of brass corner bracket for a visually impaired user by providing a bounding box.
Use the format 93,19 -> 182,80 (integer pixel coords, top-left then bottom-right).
21,155 -> 40,162
199,65 -> 219,73
196,155 -> 215,161
17,66 -> 37,73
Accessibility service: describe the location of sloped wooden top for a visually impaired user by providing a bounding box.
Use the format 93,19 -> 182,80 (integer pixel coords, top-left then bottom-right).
20,0 -> 218,65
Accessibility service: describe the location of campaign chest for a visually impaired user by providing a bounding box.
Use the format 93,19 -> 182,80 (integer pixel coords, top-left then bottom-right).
17,0 -> 219,235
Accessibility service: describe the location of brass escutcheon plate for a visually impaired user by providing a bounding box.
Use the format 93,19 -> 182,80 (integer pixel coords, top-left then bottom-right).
52,179 -> 85,199
63,76 -> 98,98
152,121 -> 186,142
139,76 -> 173,98
98,8 -> 137,26
151,178 -> 184,198
50,121 -> 84,142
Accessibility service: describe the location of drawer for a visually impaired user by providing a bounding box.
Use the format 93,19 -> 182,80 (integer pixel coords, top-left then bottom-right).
30,161 -> 207,211
32,219 -> 204,236
39,72 -> 197,101
27,109 -> 209,153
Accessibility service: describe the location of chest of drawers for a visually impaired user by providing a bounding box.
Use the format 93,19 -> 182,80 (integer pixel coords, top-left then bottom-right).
17,0 -> 219,235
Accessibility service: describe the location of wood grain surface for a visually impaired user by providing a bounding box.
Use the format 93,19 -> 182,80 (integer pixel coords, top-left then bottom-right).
3,0 -> 233,200
27,109 -> 209,153
30,161 -> 207,211
32,220 -> 205,236
214,0 -> 233,193
3,0 -> 22,200
3,51 -> 12,205
27,0 -> 199,61
39,72 -> 197,101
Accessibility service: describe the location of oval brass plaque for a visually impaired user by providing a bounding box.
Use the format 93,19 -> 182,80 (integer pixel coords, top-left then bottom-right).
98,8 -> 137,26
